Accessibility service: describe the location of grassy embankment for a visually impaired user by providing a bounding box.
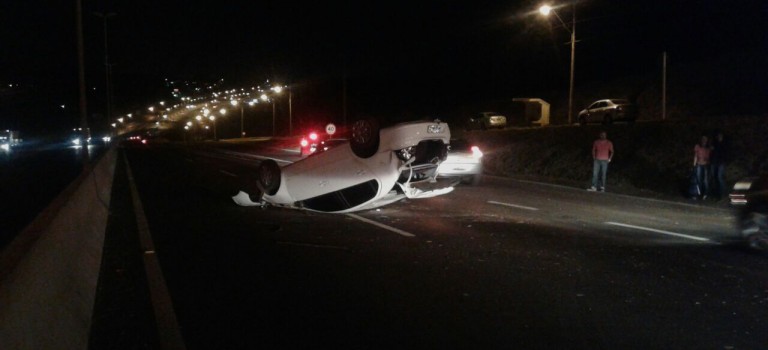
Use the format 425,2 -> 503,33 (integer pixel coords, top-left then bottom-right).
463,116 -> 768,199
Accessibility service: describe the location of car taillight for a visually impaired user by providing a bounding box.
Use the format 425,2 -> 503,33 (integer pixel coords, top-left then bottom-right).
309,132 -> 318,141
471,146 -> 483,158
300,138 -> 309,147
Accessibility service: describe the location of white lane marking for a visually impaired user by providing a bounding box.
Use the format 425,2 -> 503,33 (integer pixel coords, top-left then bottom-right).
346,213 -> 415,238
487,200 -> 539,211
277,241 -> 349,250
278,148 -> 301,154
604,221 -> 716,243
124,156 -> 187,349
219,170 -> 237,177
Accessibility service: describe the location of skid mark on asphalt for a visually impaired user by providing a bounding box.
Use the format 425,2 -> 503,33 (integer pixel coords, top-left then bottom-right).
487,200 -> 539,211
605,221 -> 717,243
346,213 -> 416,237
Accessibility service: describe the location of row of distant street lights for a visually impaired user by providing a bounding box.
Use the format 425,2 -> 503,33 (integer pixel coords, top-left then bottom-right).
109,82 -> 293,140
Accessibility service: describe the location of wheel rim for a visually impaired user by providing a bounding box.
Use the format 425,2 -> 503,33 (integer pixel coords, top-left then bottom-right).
260,167 -> 275,188
743,212 -> 768,250
352,120 -> 372,145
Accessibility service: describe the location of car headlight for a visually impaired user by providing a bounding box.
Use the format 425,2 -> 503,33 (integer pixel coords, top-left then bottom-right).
733,180 -> 754,191
427,124 -> 445,134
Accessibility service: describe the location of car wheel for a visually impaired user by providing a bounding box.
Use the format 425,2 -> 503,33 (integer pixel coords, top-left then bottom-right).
603,115 -> 613,125
350,118 -> 380,158
741,209 -> 768,250
256,159 -> 281,196
461,174 -> 481,186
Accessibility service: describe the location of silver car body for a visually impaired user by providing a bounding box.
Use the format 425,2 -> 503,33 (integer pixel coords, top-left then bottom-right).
578,99 -> 635,124
470,112 -> 507,129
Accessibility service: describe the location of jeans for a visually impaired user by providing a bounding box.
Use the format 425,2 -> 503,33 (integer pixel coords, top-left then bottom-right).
695,164 -> 710,196
591,159 -> 609,189
712,163 -> 727,197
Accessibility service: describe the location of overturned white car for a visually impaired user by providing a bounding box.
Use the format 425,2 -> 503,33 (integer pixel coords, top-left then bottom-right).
233,119 -> 453,213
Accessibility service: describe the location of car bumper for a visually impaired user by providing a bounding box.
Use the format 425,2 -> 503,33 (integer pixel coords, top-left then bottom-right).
437,155 -> 482,177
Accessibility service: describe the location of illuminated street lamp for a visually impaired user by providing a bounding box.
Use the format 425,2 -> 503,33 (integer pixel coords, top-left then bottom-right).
210,115 -> 218,140
539,3 -> 576,125
272,84 -> 294,136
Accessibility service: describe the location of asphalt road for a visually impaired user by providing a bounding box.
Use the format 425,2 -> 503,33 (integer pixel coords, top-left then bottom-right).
93,140 -> 768,349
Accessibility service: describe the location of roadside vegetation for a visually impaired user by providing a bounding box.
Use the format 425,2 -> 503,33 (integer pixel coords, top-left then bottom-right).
464,116 -> 768,199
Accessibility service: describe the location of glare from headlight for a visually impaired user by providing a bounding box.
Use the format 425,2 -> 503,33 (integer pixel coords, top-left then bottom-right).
733,180 -> 753,191
471,146 -> 483,158
72,138 -> 81,146
0,143 -> 9,151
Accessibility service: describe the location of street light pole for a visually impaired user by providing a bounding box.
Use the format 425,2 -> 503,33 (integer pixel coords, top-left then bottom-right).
568,6 -> 575,125
94,12 -> 116,125
540,4 -> 576,125
288,89 -> 293,136
76,0 -> 90,166
272,100 -> 276,137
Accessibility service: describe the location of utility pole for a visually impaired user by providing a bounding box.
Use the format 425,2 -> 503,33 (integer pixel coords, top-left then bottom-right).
342,56 -> 348,126
662,51 -> 667,120
76,0 -> 90,165
94,12 -> 116,125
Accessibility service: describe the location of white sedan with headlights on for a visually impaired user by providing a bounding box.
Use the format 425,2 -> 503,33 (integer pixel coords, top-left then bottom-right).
437,139 -> 483,185
233,119 -> 453,213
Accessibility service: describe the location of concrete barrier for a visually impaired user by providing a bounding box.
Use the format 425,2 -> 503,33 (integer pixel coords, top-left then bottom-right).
0,147 -> 117,349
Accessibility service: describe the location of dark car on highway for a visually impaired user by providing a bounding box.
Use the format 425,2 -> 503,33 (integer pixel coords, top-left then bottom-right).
578,99 -> 636,125
467,112 -> 507,130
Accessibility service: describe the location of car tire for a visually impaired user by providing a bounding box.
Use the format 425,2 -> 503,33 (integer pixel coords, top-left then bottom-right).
741,207 -> 768,251
350,118 -> 380,158
462,174 -> 481,186
256,159 -> 281,196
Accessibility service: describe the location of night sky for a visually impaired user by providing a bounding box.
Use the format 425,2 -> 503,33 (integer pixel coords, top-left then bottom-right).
1,0 -> 766,135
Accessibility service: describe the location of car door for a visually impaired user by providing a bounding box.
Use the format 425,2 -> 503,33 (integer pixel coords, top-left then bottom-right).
587,102 -> 601,116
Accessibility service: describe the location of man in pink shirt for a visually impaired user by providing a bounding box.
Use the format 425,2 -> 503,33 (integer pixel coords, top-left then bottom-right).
588,131 -> 614,192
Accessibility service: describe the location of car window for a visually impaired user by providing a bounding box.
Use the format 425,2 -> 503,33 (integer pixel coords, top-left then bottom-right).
589,102 -> 600,109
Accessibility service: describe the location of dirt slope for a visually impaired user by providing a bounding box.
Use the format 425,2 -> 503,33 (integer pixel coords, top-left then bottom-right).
462,116 -> 768,198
